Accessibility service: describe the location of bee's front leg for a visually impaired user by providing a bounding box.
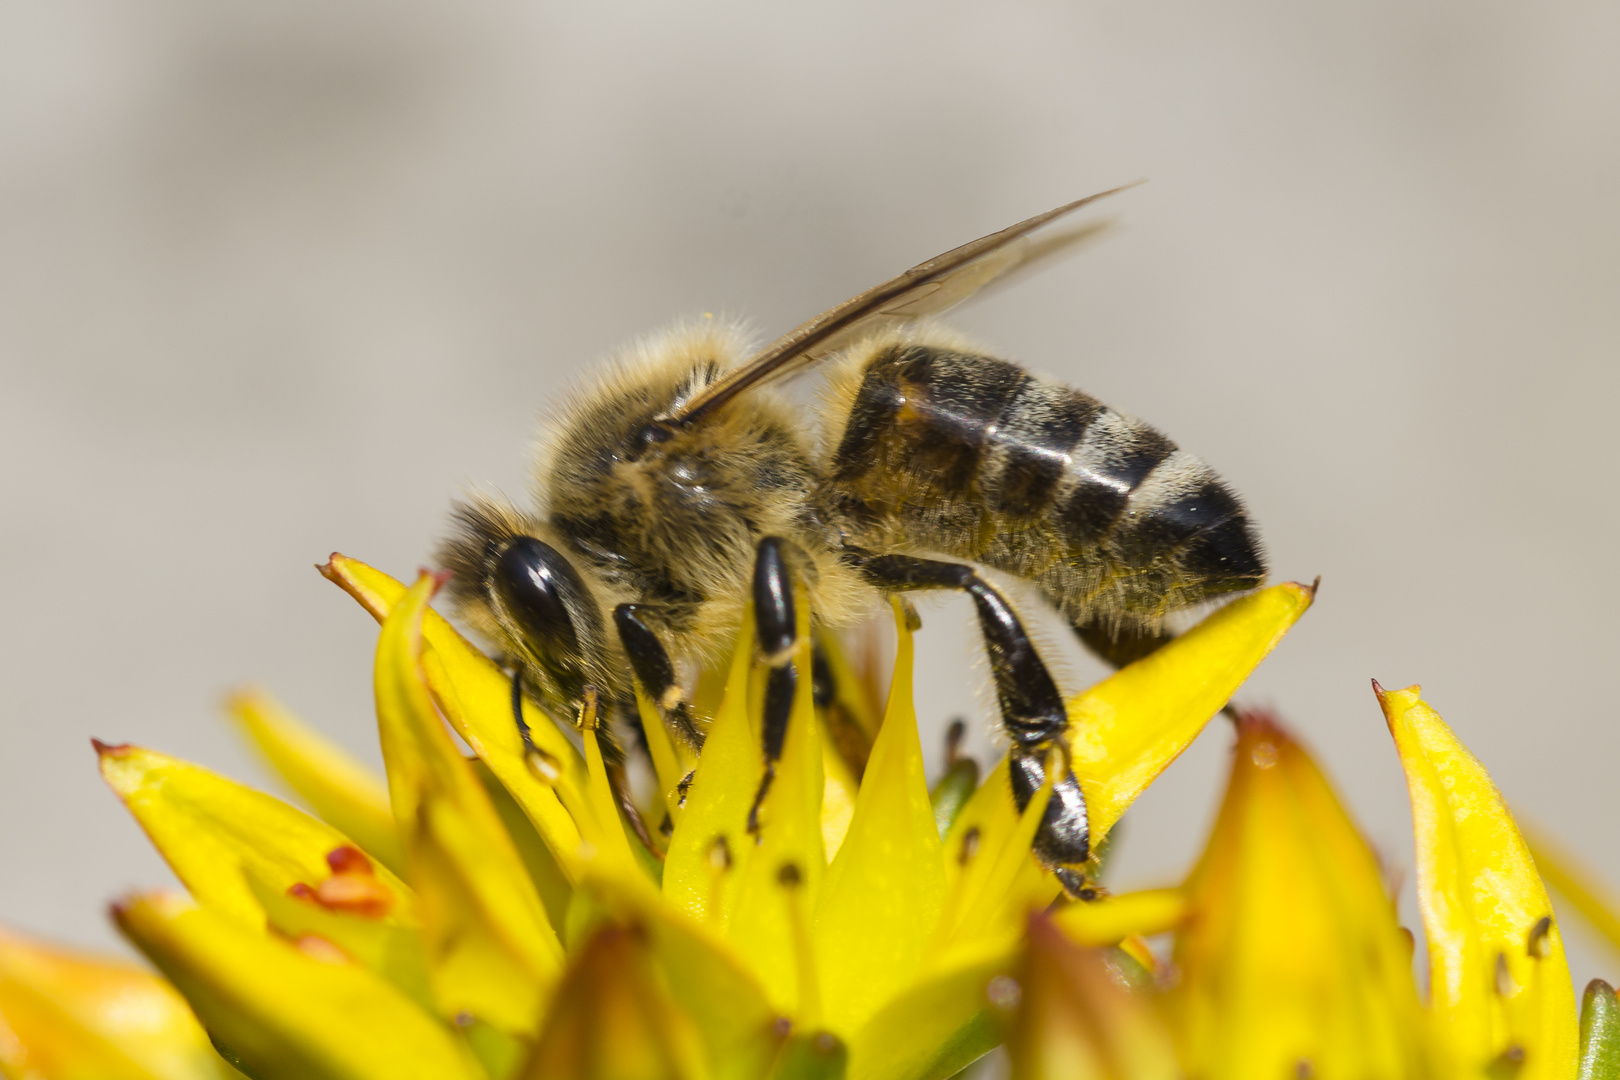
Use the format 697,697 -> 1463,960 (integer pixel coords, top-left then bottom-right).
613,603 -> 705,752
844,549 -> 1095,897
746,536 -> 803,836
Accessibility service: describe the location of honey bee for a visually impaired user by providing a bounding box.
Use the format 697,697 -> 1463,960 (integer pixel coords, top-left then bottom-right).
436,187 -> 1265,895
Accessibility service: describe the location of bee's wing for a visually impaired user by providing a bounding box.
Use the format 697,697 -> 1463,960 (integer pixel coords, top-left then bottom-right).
660,182 -> 1142,427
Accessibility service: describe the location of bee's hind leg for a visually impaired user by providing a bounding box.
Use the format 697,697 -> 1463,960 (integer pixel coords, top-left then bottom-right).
613,604 -> 706,752
746,536 -> 803,837
844,550 -> 1095,896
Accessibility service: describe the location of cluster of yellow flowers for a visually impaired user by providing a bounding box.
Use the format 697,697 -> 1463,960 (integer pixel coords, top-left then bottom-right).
1,555 -> 1617,1079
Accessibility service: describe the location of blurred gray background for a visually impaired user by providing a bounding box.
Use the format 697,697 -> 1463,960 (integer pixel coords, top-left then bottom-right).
3,0 -> 1618,991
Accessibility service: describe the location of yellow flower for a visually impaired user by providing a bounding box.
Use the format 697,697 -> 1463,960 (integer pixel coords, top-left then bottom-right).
1165,710 -> 1435,1079
6,552 -> 1619,1079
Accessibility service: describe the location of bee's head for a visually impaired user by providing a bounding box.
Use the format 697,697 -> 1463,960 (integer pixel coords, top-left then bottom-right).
436,495 -> 612,720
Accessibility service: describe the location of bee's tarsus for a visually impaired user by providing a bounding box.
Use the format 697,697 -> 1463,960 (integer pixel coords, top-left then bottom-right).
761,662 -> 797,763
1010,748 -> 1093,868
746,761 -> 777,838
510,668 -> 539,756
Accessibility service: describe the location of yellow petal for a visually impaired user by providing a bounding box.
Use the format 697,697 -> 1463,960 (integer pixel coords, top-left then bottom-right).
584,874 -> 784,1080
725,598 -> 826,1019
226,687 -> 404,876
1378,683 -> 1579,1078
373,571 -> 562,1034
1006,914 -> 1179,1080
1050,888 -> 1185,946
321,555 -> 586,876
520,924 -> 709,1080
819,736 -> 859,862
814,599 -> 946,1036
845,949 -> 1013,1080
113,893 -> 483,1080
1070,581 -> 1316,844
1170,713 -> 1436,1080
935,581 -> 1313,927
636,686 -> 688,818
245,875 -> 435,1011
0,926 -> 237,1080
579,706 -> 643,877
932,758 -> 1055,968
96,742 -> 413,930
813,626 -> 882,778
472,758 -> 575,935
664,617 -> 762,926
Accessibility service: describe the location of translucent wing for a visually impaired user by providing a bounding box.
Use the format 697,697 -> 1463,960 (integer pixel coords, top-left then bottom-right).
661,182 -> 1142,427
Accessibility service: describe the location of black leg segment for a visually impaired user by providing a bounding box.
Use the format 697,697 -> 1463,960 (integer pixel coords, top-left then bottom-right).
747,536 -> 805,837
613,603 -> 704,750
846,548 -> 1093,895
847,552 -> 1067,747
753,536 -> 797,665
1009,749 -> 1091,866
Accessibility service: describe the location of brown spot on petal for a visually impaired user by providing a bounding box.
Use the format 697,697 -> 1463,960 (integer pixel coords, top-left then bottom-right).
1488,1044 -> 1526,1076
293,934 -> 351,964
959,826 -> 981,865
314,873 -> 393,918
325,845 -> 374,877
287,882 -> 318,902
1495,952 -> 1519,997
1527,916 -> 1553,959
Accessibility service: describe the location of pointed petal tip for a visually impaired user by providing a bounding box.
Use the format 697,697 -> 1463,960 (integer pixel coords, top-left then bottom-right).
221,684 -> 266,714
1372,683 -> 1423,723
90,737 -> 129,757
1228,704 -> 1286,739
413,566 -> 452,597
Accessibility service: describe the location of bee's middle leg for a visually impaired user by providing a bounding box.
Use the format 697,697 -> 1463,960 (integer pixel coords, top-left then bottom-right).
844,550 -> 1093,896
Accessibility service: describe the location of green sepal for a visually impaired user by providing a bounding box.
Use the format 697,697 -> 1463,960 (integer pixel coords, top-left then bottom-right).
929,759 -> 980,840
1580,979 -> 1620,1080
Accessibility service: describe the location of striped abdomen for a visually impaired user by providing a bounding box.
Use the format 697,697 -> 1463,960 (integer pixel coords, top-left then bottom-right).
822,340 -> 1265,632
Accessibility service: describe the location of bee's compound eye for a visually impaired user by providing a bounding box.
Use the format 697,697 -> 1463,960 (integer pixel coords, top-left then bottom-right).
492,537 -> 590,660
